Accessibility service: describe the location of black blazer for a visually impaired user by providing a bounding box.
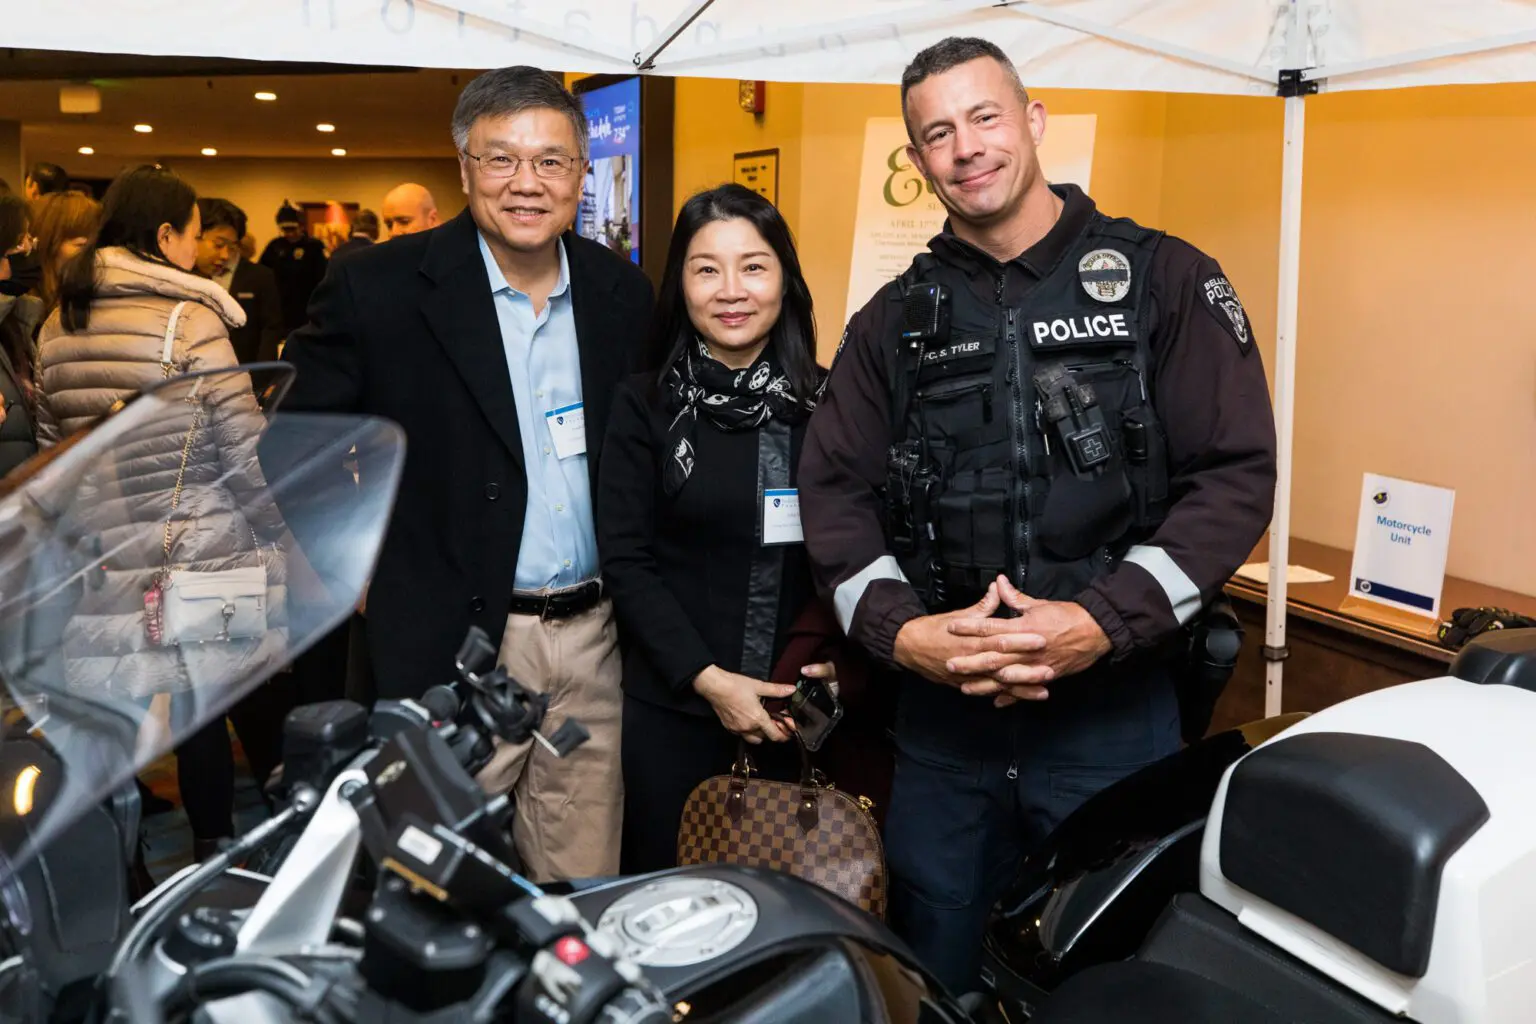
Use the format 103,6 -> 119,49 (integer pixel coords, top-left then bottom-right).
599,374 -> 815,718
226,259 -> 284,365
282,209 -> 655,699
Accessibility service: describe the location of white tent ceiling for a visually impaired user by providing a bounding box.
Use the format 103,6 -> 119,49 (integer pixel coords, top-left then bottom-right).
6,1 -> 1536,95
10,0 -> 1536,712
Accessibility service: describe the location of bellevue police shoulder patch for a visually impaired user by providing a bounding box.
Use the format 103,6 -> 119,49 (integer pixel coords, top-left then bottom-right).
1078,249 -> 1131,303
1199,274 -> 1251,353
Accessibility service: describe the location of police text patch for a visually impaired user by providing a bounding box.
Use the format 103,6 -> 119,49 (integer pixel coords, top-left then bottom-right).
1026,312 -> 1139,350
1200,275 -> 1251,353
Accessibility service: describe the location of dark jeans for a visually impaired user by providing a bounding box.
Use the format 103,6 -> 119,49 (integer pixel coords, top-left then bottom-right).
884,663 -> 1182,996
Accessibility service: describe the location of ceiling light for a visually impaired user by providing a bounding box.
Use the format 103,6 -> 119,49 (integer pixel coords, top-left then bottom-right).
77,146 -> 94,155
59,84 -> 101,115
316,123 -> 336,133
331,148 -> 347,157
201,147 -> 218,156
134,123 -> 153,134
254,91 -> 278,101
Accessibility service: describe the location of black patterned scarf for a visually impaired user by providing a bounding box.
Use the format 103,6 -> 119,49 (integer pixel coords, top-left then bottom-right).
662,338 -> 817,496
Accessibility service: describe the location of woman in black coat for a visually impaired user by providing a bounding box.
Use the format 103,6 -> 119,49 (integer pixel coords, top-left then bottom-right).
599,184 -> 832,874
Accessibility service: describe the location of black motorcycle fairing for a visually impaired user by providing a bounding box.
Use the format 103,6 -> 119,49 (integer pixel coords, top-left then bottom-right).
992,729 -> 1253,922
981,715 -> 1310,1012
567,866 -> 969,1023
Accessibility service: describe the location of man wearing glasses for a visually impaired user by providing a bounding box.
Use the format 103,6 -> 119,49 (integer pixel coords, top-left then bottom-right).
282,67 -> 654,883
195,199 -> 284,364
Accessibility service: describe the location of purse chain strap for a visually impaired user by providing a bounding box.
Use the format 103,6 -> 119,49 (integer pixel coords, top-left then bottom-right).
156,302 -> 265,582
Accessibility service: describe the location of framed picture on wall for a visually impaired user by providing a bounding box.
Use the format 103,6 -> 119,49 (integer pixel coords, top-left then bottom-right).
732,149 -> 779,205
299,200 -> 359,256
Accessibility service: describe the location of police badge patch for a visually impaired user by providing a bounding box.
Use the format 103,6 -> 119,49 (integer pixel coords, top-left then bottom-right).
1078,249 -> 1131,303
1199,274 -> 1251,353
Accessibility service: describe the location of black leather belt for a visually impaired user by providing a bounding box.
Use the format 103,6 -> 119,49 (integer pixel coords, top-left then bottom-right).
508,579 -> 604,620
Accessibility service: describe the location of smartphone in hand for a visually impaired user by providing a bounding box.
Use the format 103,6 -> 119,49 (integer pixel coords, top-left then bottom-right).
786,676 -> 843,751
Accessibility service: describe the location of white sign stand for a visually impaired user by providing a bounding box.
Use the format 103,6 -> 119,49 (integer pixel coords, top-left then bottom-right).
1346,472 -> 1456,625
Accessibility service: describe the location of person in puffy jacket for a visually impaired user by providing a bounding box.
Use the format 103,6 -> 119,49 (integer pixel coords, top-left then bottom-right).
36,165 -> 292,858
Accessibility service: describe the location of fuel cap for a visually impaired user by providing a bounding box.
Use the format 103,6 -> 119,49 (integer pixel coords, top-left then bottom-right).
595,876 -> 757,968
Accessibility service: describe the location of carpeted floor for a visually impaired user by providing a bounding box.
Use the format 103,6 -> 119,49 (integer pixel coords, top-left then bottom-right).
137,724 -> 271,884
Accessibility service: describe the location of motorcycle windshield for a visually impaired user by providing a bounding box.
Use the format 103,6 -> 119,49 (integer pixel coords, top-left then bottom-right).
0,365 -> 403,872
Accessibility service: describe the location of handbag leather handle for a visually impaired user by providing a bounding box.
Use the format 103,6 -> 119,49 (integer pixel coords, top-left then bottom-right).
794,733 -> 819,832
725,737 -> 821,832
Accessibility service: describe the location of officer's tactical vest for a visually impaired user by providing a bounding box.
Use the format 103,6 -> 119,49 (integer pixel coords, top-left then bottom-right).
883,214 -> 1170,612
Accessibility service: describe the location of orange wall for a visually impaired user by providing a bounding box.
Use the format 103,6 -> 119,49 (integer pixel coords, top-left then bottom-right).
657,78 -> 1535,595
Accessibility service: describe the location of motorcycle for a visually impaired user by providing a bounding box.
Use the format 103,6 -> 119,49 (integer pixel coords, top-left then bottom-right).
0,365 -> 971,1023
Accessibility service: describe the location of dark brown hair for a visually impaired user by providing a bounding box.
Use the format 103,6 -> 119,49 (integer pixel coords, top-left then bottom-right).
58,165 -> 197,333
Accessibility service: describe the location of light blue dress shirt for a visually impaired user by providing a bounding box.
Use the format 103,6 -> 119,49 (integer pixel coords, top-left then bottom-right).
478,232 -> 598,592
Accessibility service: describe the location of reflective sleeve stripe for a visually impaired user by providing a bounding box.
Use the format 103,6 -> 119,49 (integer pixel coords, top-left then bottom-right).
834,556 -> 909,635
1121,545 -> 1202,626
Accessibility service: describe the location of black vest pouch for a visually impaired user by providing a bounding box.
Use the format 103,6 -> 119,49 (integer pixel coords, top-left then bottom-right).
934,465 -> 1011,607
1032,356 -> 1136,560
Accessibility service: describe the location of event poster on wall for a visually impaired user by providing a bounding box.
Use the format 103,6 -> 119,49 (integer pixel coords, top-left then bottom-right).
843,115 -> 1097,323
577,76 -> 642,265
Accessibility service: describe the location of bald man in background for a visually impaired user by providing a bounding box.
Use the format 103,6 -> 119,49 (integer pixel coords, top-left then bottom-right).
381,183 -> 442,238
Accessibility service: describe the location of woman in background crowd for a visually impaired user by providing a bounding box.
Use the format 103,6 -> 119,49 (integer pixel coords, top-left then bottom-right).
29,190 -> 101,319
599,184 -> 842,873
0,195 -> 41,476
36,164 -> 290,860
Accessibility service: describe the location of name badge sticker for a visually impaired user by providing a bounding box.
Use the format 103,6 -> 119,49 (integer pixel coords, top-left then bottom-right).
545,402 -> 587,460
762,488 -> 803,546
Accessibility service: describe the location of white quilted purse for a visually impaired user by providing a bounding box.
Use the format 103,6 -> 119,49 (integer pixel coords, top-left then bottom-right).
143,302 -> 269,647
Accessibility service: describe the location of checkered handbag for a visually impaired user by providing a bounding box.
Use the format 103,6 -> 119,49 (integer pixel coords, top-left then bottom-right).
676,737 -> 887,918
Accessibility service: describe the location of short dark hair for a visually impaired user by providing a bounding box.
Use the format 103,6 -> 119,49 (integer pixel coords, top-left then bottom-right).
352,209 -> 379,239
26,161 -> 69,196
452,66 -> 589,163
900,36 -> 1029,142
197,197 -> 247,240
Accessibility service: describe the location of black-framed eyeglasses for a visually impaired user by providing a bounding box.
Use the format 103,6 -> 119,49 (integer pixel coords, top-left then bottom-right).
461,151 -> 581,180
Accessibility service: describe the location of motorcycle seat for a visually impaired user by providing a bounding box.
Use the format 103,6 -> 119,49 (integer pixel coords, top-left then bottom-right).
1029,959 -> 1289,1024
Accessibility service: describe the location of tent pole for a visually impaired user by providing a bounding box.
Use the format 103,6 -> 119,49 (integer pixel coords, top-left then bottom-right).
635,0 -> 721,70
1266,89 -> 1306,718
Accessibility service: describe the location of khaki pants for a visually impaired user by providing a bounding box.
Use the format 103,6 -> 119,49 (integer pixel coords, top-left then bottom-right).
475,597 -> 623,883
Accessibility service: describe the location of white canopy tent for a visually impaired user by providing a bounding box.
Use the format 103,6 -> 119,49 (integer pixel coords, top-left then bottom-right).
13,0 -> 1536,713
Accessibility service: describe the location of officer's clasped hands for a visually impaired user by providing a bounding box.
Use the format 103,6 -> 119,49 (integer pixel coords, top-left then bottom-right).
893,582 -> 1051,694
947,575 -> 1114,707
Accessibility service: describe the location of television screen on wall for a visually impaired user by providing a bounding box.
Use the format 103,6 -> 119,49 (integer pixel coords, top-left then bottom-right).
577,76 -> 642,265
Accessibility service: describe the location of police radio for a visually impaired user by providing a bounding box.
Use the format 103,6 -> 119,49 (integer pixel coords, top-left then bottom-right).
900,282 -> 951,347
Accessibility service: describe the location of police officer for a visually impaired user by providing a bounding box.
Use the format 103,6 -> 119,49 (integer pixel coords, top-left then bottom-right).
799,37 -> 1277,993
258,202 -> 328,336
